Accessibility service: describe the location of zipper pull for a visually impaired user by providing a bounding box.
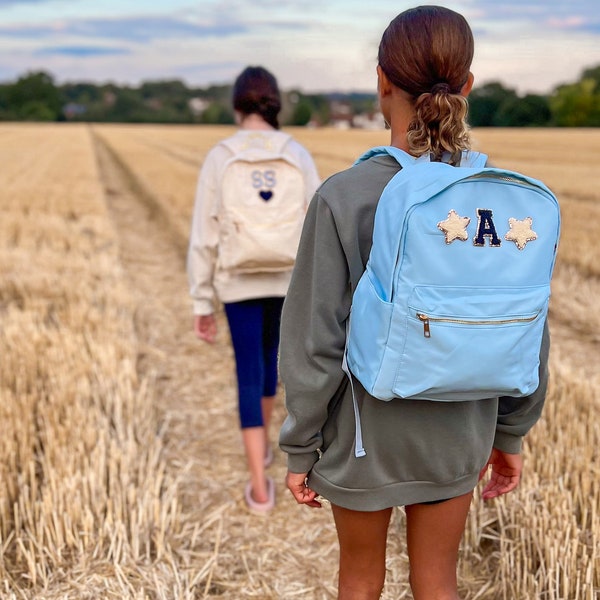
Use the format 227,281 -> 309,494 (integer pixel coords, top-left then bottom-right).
417,313 -> 431,338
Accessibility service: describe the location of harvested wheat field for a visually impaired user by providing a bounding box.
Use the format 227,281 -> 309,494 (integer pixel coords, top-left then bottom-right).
0,122 -> 598,599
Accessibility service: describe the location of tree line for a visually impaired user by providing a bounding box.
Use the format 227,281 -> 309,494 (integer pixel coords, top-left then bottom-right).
0,66 -> 599,127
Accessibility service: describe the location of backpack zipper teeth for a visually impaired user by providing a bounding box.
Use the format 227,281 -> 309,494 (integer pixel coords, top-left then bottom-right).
467,173 -> 538,189
416,313 -> 538,338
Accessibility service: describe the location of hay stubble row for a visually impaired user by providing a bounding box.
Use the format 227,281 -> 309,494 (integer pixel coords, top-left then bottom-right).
0,123 -> 598,598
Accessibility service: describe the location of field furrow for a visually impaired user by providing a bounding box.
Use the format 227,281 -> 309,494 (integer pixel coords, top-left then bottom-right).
91,129 -> 346,598
0,124 -> 186,597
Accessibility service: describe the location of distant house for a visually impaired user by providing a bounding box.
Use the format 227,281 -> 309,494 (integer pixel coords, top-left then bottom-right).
352,111 -> 386,130
63,103 -> 86,119
328,99 -> 385,129
188,97 -> 210,116
103,91 -> 116,107
329,101 -> 353,129
145,98 -> 163,110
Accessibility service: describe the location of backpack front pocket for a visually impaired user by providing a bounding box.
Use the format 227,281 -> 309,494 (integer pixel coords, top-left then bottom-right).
393,285 -> 549,401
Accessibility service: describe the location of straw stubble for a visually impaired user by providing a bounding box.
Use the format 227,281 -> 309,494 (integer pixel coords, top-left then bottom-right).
0,123 -> 597,598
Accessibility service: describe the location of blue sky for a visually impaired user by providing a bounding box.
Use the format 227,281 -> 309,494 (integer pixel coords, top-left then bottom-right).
0,0 -> 599,94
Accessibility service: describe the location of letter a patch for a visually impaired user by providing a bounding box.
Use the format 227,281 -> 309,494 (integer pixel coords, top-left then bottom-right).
473,208 -> 501,247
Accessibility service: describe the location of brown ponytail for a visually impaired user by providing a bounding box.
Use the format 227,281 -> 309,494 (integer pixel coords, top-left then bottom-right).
378,6 -> 474,163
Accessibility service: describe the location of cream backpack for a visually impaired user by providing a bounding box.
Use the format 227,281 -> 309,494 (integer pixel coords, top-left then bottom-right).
217,131 -> 306,274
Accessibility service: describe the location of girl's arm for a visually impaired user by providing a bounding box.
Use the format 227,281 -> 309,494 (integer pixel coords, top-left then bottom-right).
299,146 -> 322,208
279,191 -> 351,475
187,151 -> 221,316
493,320 -> 550,454
193,314 -> 217,343
479,320 -> 550,498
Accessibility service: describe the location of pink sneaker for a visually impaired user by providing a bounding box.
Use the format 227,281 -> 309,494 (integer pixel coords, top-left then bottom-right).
244,476 -> 275,514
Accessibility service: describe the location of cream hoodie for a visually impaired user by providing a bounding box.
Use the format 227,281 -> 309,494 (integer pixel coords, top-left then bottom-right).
187,129 -> 320,315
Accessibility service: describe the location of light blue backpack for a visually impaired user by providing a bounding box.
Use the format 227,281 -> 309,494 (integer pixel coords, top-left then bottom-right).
343,146 -> 560,457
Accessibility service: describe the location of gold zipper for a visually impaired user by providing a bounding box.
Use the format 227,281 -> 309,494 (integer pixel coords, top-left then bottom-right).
467,173 -> 539,190
416,312 -> 538,338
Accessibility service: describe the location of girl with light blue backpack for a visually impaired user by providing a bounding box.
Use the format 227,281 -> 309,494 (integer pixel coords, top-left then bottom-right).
279,6 -> 553,599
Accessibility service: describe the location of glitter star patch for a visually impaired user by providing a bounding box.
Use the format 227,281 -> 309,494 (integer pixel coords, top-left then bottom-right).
437,210 -> 471,244
505,217 -> 537,250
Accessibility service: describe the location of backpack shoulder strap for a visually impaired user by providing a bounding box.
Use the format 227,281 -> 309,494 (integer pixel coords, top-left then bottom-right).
355,145 -> 417,168
220,131 -> 293,156
460,150 -> 488,167
356,145 -> 488,168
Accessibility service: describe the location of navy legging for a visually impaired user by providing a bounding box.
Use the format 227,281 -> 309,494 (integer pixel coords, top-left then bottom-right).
224,297 -> 284,429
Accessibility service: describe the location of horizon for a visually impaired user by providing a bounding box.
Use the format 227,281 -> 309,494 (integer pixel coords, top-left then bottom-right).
3,67 -> 594,99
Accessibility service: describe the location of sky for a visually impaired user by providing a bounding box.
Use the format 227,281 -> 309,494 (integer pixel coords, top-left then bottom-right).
0,0 -> 599,95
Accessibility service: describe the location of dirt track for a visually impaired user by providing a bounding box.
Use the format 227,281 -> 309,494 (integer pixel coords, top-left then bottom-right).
91,131 -> 355,598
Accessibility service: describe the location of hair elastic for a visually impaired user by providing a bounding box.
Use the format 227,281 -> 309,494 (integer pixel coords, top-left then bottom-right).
431,82 -> 452,95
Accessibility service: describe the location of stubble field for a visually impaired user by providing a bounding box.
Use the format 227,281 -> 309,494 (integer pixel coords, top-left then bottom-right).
0,123 -> 598,599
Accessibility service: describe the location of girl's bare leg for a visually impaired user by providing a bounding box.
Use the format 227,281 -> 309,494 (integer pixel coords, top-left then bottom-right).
405,491 -> 473,600
241,426 -> 268,502
262,394 -> 275,446
243,393 -> 277,503
331,504 -> 393,600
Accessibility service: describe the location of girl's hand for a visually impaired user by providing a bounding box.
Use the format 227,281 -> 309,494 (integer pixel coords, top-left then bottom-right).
479,447 -> 523,500
194,314 -> 217,343
286,471 -> 322,508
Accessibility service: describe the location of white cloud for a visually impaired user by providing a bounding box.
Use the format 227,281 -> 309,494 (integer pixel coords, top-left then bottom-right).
0,0 -> 598,93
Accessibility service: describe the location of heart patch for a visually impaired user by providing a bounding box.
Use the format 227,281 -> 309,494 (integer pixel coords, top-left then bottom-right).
259,190 -> 273,201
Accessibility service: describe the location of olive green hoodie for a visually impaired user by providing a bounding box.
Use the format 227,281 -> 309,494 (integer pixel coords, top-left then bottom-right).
279,154 -> 549,511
